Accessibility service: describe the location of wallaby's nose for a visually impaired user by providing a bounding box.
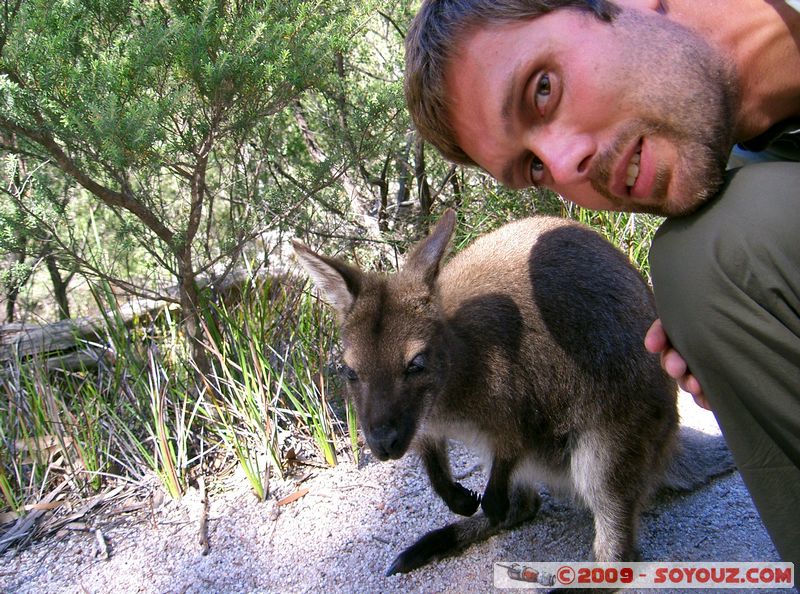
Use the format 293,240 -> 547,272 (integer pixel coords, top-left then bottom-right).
368,425 -> 403,461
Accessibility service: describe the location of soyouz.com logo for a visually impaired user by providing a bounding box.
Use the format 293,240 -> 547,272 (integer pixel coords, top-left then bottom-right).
493,561 -> 795,589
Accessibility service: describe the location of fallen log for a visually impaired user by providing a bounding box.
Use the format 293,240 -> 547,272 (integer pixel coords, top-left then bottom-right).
0,266 -> 294,372
0,297 -> 175,370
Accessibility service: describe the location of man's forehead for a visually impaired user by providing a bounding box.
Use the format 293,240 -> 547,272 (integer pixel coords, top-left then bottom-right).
444,25 -> 532,185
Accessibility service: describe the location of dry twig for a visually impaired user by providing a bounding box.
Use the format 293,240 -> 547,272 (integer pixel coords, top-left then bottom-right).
93,528 -> 109,560
276,488 -> 309,507
198,476 -> 210,556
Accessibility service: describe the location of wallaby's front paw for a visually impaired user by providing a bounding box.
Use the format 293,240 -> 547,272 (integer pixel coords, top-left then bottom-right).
446,482 -> 481,516
481,488 -> 510,525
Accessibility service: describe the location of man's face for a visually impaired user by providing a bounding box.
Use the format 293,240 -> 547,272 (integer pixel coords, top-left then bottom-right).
445,7 -> 738,215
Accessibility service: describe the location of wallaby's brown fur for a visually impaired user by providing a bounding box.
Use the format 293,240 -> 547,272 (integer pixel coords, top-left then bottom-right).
294,210 -> 684,577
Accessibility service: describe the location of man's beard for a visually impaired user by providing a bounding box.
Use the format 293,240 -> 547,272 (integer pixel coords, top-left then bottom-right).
589,120 -> 732,217
584,9 -> 739,217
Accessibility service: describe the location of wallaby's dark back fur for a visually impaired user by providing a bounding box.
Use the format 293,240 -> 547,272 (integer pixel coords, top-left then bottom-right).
294,210 -> 685,577
432,216 -> 676,469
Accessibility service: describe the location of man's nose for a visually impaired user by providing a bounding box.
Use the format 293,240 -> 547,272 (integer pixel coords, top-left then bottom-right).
526,128 -> 596,187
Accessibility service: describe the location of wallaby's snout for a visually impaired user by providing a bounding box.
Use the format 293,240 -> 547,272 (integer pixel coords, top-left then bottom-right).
345,329 -> 445,461
366,422 -> 410,460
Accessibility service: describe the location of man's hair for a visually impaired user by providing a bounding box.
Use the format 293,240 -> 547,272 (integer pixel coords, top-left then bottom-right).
404,0 -> 621,165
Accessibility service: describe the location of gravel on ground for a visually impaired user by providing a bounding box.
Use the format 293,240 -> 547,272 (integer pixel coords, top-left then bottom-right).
1,394 -> 794,594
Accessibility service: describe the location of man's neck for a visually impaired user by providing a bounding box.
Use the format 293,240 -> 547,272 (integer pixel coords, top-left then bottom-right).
664,0 -> 800,143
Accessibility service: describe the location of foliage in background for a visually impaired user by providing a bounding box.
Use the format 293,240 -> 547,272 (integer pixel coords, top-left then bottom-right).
0,0 -> 372,372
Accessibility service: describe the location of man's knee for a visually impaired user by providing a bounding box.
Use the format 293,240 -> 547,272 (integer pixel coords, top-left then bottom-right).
649,161 -> 800,342
648,162 -> 800,405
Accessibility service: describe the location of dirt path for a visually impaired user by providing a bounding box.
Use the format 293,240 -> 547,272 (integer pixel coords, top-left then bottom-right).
1,394 -> 793,594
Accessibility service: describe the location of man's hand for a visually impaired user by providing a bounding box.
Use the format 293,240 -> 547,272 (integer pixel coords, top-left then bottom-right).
645,319 -> 711,410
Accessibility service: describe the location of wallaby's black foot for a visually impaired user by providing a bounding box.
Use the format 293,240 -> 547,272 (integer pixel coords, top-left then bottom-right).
446,482 -> 482,516
481,486 -> 510,525
387,484 -> 541,576
385,524 -> 460,575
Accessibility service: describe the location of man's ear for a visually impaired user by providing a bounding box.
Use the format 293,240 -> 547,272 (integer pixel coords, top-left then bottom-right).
403,209 -> 457,288
292,241 -> 362,318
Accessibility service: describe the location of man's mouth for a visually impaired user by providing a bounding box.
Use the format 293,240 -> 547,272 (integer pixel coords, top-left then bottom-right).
608,137 -> 646,199
625,149 -> 641,190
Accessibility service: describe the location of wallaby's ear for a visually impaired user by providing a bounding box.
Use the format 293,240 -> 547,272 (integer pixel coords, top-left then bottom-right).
292,241 -> 362,318
404,208 -> 457,288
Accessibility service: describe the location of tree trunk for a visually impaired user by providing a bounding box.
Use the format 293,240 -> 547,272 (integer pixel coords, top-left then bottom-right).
4,250 -> 24,323
44,252 -> 70,320
376,155 -> 390,233
450,167 -> 463,208
414,135 -> 433,219
176,255 -> 210,378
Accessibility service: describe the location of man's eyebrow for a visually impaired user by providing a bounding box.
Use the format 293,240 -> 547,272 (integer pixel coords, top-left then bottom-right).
499,63 -> 524,187
501,62 -> 521,132
501,161 -> 516,187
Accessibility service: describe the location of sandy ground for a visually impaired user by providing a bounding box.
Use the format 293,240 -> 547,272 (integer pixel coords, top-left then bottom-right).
0,394 -> 795,594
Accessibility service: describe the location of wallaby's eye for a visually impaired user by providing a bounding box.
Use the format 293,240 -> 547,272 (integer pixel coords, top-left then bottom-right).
405,353 -> 427,375
340,363 -> 359,382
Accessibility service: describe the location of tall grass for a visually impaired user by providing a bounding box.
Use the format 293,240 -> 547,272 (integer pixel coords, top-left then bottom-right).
201,273 -> 345,498
0,273 -> 354,519
0,358 -> 111,512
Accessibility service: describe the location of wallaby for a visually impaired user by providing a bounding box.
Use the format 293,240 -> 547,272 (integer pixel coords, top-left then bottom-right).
293,209 -> 721,578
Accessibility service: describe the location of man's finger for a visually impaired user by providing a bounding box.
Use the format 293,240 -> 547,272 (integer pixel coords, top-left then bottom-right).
662,349 -> 688,379
690,391 -> 712,411
644,318 -> 668,353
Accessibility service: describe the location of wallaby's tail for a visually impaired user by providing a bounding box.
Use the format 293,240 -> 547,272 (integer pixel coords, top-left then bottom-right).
660,425 -> 735,492
386,484 -> 541,575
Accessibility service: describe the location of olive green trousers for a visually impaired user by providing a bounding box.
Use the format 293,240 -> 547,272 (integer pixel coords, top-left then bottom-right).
650,161 -> 800,588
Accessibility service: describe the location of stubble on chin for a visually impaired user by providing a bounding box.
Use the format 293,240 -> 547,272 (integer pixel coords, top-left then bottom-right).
660,153 -> 728,216
587,124 -> 731,217
589,158 -> 727,217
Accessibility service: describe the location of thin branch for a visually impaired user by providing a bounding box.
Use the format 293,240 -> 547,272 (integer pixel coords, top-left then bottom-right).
0,116 -> 177,248
378,10 -> 406,39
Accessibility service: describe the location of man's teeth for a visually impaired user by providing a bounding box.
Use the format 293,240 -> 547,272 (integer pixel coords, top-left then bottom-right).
626,151 -> 641,188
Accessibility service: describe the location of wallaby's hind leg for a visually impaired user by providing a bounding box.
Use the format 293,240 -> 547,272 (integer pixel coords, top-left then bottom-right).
544,501 -> 639,594
589,500 -> 641,562
481,456 -> 516,525
418,438 -> 482,517
386,481 -> 541,575
547,498 -> 638,594
548,433 -> 651,594
570,432 -> 646,562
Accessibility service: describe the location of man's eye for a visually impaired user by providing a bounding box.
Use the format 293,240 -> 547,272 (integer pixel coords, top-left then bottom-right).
535,73 -> 551,113
530,155 -> 545,184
